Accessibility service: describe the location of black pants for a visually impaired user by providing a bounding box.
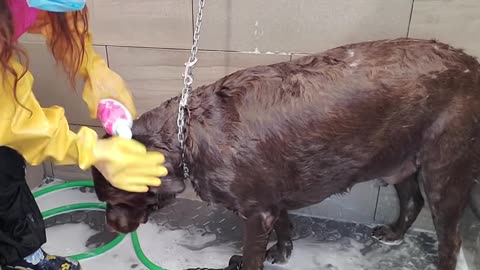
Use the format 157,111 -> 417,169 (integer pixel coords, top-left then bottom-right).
0,147 -> 46,265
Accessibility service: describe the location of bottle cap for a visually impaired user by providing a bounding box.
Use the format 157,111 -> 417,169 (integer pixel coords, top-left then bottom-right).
114,120 -> 133,139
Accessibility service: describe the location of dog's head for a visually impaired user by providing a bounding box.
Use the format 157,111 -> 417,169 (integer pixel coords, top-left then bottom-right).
92,99 -> 192,233
92,113 -> 185,233
92,164 -> 185,233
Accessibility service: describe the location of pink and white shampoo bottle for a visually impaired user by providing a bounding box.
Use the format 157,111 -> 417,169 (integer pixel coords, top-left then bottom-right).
97,99 -> 133,139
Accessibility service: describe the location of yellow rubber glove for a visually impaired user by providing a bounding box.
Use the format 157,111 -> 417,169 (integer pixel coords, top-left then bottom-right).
86,135 -> 168,192
0,59 -> 166,193
77,37 -> 138,120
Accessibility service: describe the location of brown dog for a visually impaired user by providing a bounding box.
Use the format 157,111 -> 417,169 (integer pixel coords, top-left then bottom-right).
92,38 -> 480,270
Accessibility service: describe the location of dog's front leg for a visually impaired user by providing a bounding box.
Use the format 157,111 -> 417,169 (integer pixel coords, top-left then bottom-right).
186,211 -> 277,270
185,256 -> 244,270
238,211 -> 278,270
265,209 -> 293,264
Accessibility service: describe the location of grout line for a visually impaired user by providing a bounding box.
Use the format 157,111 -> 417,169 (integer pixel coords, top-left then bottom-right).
41,162 -> 48,179
104,45 -> 110,67
191,0 -> 195,43
71,124 -> 103,128
48,161 -> 55,178
372,186 -> 381,221
94,43 -> 299,57
406,0 -> 416,38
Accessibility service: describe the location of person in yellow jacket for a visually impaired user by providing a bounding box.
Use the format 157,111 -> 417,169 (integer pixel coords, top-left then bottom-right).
0,1 -> 168,269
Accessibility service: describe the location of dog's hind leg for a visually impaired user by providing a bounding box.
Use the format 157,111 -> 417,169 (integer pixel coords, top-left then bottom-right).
265,208 -> 293,264
422,159 -> 475,270
419,110 -> 479,270
372,172 -> 424,245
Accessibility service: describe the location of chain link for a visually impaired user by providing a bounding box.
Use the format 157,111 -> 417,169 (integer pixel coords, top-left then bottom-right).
177,0 -> 206,179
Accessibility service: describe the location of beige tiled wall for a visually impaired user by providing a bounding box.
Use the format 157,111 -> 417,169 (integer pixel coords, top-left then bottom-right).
107,47 -> 191,115
409,0 -> 480,57
195,0 -> 413,53
21,1 -> 480,224
87,0 -> 193,49
26,164 -> 46,189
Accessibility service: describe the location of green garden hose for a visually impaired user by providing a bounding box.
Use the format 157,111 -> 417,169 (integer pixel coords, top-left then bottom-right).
32,180 -> 167,270
131,231 -> 166,270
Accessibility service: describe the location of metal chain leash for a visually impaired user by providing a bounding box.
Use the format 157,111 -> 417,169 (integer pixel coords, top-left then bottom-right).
177,0 -> 206,179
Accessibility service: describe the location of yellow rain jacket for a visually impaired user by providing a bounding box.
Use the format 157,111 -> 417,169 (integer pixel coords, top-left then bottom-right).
1,11 -> 167,193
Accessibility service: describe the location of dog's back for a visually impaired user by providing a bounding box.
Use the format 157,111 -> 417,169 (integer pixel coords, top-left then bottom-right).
175,38 -> 480,211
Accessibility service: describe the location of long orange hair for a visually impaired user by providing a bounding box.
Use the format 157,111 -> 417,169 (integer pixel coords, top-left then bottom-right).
0,0 -> 88,96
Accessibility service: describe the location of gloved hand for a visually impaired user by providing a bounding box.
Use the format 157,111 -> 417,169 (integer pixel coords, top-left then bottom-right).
90,136 -> 168,193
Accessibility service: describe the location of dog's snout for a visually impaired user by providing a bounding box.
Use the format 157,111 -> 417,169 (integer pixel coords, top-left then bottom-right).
106,204 -> 146,234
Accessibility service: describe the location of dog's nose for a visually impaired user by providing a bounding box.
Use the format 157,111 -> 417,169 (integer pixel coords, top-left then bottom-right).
110,221 -> 139,234
105,223 -> 116,233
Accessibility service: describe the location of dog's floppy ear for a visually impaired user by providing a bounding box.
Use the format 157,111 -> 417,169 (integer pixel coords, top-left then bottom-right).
150,176 -> 186,194
96,132 -> 184,194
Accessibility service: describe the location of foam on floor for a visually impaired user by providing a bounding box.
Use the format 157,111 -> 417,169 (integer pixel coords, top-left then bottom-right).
80,236 -> 146,270
137,223 -> 236,269
137,222 -> 470,270
44,223 -> 97,256
34,180 -> 472,270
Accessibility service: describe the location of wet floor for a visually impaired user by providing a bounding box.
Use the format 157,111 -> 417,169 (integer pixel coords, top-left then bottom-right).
35,179 -> 473,270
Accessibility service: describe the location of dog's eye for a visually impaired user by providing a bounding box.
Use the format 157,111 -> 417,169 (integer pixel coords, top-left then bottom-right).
145,143 -> 167,153
153,145 -> 169,152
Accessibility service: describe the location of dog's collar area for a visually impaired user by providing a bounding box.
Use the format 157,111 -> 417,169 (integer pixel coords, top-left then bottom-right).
176,0 -> 205,180
178,112 -> 190,180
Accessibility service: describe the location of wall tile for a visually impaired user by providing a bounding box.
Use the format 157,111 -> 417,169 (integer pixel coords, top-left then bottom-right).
195,0 -> 413,53
19,33 -> 44,43
409,0 -> 480,57
26,164 -> 46,189
87,0 -> 192,49
20,0 -> 193,49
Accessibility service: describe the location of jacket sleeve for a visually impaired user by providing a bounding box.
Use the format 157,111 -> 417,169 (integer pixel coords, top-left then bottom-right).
0,59 -> 98,168
27,10 -> 137,119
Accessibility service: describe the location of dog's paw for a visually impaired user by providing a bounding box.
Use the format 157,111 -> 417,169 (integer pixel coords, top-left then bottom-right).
373,178 -> 389,188
184,256 -> 242,270
226,255 -> 243,270
265,240 -> 293,264
371,225 -> 404,246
